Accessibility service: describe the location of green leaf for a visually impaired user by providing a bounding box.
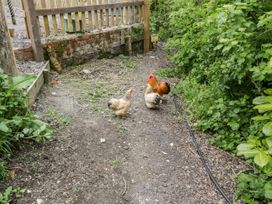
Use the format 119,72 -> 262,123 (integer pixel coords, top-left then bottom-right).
237,143 -> 256,151
265,137 -> 272,149
0,122 -> 10,133
265,182 -> 272,199
263,122 -> 272,136
254,151 -> 270,168
254,104 -> 272,113
263,160 -> 272,176
237,149 -> 259,158
264,89 -> 272,96
252,116 -> 270,121
11,75 -> 35,90
253,96 -> 272,104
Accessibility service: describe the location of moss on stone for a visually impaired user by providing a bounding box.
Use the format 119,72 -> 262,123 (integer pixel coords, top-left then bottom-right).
131,24 -> 144,41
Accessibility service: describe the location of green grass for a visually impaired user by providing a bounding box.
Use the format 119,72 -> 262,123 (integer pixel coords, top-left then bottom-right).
0,187 -> 25,204
46,107 -> 71,129
119,55 -> 137,71
116,122 -> 128,133
108,159 -> 121,166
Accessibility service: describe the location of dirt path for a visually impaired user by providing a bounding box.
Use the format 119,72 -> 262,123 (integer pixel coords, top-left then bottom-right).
4,50 -> 248,204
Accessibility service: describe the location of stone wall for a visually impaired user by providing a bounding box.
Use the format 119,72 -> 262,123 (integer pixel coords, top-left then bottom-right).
14,24 -> 145,71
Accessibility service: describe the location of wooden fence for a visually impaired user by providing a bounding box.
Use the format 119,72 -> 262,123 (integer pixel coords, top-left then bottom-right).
22,0 -> 150,62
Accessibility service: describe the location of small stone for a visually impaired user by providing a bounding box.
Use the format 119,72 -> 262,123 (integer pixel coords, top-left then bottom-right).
143,154 -> 148,158
81,69 -> 91,74
161,151 -> 168,155
123,146 -> 129,150
37,199 -> 45,204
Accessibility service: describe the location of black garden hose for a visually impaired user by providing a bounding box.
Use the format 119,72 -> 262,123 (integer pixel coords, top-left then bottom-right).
7,0 -> 16,25
172,94 -> 233,204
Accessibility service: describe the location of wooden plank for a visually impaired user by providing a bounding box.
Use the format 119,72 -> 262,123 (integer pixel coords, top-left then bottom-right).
41,0 -> 50,36
131,0 -> 135,23
105,0 -> 109,27
128,0 -> 132,24
50,0 -> 58,34
120,0 -> 124,25
27,61 -> 50,106
27,70 -> 44,105
99,0 -> 103,28
80,0 -> 86,32
34,1 -> 41,36
22,0 -> 44,61
87,0 -> 93,31
66,0 -> 73,32
116,0 -> 120,26
44,60 -> 51,84
136,0 -> 140,23
140,1 -> 144,22
93,0 -> 98,29
125,0 -> 129,24
21,0 -> 30,38
35,2 -> 144,16
143,0 -> 150,53
110,0 -> 114,26
125,35 -> 132,55
73,0 -> 80,32
58,0 -> 66,33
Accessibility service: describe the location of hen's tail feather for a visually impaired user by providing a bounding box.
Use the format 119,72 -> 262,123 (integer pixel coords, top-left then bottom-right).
154,95 -> 162,105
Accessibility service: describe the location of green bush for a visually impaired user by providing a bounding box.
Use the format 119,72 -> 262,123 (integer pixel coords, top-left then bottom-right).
152,0 -> 272,202
0,70 -> 51,157
0,69 -> 52,202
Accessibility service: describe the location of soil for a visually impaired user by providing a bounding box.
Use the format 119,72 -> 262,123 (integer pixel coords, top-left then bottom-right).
1,49 -> 249,204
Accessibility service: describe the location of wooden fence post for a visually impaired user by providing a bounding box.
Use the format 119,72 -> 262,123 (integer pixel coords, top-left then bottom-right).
0,0 -> 19,75
143,0 -> 151,53
22,0 -> 44,62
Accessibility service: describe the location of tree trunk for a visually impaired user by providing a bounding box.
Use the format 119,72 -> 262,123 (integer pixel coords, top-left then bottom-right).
0,0 -> 18,75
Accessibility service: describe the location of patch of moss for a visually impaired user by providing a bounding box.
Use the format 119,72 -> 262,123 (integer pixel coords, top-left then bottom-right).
131,24 -> 144,41
55,41 -> 69,57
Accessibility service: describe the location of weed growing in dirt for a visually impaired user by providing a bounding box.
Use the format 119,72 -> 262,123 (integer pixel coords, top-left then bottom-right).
108,159 -> 121,166
46,107 -> 71,129
116,122 -> 128,133
119,55 -> 137,71
76,80 -> 119,113
0,186 -> 25,204
0,161 -> 9,181
88,82 -> 107,104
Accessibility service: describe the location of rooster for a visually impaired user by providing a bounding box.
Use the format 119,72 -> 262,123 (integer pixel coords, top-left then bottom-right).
108,89 -> 133,117
145,84 -> 162,109
147,74 -> 171,96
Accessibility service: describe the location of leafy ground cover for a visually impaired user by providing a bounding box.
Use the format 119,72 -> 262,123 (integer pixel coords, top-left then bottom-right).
0,69 -> 51,203
151,0 -> 272,202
